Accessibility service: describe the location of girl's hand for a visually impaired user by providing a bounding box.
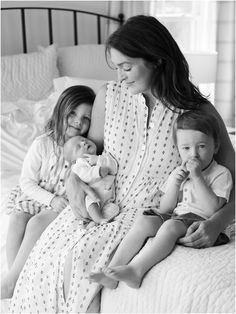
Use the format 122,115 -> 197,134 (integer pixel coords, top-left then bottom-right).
178,219 -> 220,248
185,158 -> 202,179
50,196 -> 68,212
65,172 -> 99,219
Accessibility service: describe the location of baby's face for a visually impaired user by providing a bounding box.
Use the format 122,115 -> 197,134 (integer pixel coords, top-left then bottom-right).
65,136 -> 97,161
176,129 -> 217,170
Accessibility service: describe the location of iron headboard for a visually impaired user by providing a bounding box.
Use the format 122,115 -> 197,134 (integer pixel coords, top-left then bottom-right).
1,7 -> 124,53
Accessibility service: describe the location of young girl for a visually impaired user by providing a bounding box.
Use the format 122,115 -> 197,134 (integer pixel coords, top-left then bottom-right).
90,110 -> 233,289
1,85 -> 95,299
64,135 -> 119,225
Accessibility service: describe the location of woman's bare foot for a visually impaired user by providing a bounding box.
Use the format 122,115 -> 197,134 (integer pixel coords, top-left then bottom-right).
89,271 -> 118,289
105,265 -> 142,289
1,276 -> 15,299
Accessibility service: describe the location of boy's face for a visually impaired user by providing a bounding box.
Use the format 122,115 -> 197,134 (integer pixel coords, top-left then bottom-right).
65,136 -> 97,161
176,129 -> 218,170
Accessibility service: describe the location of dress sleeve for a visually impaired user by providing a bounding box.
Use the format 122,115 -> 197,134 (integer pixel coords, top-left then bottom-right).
19,137 -> 55,206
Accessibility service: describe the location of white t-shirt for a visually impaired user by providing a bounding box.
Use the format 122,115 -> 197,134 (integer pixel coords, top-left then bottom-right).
161,160 -> 233,219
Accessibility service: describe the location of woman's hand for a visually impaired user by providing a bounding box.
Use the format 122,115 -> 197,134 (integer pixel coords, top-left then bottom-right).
178,219 -> 220,248
66,172 -> 99,219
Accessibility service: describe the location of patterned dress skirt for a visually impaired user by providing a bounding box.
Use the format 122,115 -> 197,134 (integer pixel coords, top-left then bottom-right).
10,206 -> 139,313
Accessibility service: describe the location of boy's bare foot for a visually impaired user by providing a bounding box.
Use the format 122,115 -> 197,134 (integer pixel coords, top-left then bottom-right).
105,265 -> 142,289
1,277 -> 15,299
89,271 -> 118,289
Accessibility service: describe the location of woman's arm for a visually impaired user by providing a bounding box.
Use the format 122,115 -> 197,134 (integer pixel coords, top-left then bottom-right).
88,84 -> 107,154
178,190 -> 235,248
66,84 -> 107,217
179,103 -> 235,248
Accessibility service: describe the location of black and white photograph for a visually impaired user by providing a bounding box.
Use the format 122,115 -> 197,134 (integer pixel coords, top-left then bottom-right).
1,0 -> 235,313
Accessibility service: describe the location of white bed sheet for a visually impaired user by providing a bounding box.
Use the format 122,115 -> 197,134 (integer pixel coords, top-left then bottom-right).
101,233 -> 235,313
1,171 -> 19,313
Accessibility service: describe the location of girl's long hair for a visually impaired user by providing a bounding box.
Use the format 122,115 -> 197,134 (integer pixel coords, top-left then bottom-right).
45,85 -> 95,145
106,15 -> 211,111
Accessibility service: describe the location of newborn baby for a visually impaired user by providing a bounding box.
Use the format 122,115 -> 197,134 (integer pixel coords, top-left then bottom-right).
64,136 -> 119,225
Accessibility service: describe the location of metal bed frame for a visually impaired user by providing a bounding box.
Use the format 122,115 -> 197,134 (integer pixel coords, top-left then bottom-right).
1,7 -> 124,53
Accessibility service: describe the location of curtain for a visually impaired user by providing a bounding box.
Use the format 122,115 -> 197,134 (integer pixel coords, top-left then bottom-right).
105,0 -> 150,37
215,1 -> 235,127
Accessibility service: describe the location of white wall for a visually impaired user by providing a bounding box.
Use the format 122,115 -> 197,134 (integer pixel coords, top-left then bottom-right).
1,1 -> 116,55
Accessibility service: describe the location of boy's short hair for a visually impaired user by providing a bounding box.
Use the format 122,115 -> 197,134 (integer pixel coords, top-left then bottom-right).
173,110 -> 221,147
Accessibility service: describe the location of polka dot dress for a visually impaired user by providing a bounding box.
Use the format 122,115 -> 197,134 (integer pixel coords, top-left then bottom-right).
10,81 -> 182,313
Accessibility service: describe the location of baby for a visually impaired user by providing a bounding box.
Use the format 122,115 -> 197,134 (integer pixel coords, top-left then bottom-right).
64,136 -> 119,225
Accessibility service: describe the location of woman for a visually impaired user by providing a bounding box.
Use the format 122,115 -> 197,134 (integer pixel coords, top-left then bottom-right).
10,15 -> 235,313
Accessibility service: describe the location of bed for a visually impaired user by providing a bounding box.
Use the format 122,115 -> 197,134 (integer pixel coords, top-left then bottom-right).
1,6 -> 235,314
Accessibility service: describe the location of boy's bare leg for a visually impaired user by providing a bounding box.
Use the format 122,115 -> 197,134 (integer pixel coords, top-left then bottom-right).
107,219 -> 187,288
1,211 -> 58,299
89,214 -> 162,288
6,212 -> 33,268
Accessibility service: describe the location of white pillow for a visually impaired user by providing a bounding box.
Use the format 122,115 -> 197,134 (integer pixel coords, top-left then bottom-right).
1,45 -> 59,101
53,76 -> 107,94
57,44 -> 116,80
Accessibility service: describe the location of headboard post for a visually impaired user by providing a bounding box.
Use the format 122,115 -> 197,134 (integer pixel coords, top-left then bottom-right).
21,8 -> 27,53
118,13 -> 124,25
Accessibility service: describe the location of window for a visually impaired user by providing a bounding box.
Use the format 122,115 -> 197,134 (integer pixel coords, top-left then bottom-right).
150,0 -> 217,103
149,0 -> 217,52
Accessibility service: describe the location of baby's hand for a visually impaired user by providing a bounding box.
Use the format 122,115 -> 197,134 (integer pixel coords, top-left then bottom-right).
83,154 -> 98,165
185,158 -> 202,179
171,165 -> 189,186
50,196 -> 68,212
100,166 -> 109,178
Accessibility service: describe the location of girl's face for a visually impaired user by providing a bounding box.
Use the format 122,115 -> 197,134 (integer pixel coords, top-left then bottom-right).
65,103 -> 92,141
176,129 -> 218,170
110,48 -> 154,95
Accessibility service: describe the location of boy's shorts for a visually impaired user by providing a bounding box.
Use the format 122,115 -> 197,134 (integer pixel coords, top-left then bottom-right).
143,209 -> 229,246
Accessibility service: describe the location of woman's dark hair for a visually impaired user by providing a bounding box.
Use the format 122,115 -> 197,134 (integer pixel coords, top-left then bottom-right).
173,110 -> 221,147
45,85 -> 95,145
106,15 -> 211,111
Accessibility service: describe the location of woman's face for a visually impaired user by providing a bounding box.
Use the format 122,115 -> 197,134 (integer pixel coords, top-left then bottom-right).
110,48 -> 154,95
65,103 -> 92,141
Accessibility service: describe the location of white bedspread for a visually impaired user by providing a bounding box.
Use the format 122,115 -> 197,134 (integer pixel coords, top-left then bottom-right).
101,234 -> 235,313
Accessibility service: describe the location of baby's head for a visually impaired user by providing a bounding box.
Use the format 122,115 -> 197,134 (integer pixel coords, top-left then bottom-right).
64,136 -> 97,163
174,110 -> 220,170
